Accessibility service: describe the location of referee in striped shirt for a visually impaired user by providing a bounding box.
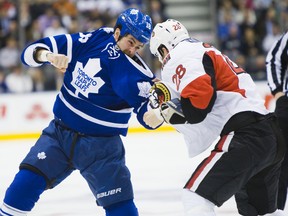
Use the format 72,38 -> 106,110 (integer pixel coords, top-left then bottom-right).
266,31 -> 288,211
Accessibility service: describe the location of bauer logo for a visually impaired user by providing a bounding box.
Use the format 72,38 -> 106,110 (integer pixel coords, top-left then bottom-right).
96,188 -> 121,199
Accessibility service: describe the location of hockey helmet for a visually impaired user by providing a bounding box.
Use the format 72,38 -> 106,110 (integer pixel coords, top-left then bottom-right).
150,19 -> 189,62
115,8 -> 152,44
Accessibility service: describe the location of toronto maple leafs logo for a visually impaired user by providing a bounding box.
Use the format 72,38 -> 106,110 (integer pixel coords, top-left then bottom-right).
37,152 -> 46,160
72,59 -> 105,97
137,81 -> 152,98
130,9 -> 139,15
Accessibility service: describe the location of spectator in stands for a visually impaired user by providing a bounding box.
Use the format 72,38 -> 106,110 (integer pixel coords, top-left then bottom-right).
221,23 -> 242,61
28,0 -> 51,21
280,0 -> 288,30
236,0 -> 257,37
0,37 -> 20,73
150,0 -> 167,25
5,65 -> 33,93
217,12 -> 238,49
37,7 -> 58,36
122,0 -> 143,9
52,0 -> 78,32
43,18 -> 68,37
26,19 -> 42,44
240,27 -> 263,59
262,21 -> 282,53
27,67 -> 45,92
52,0 -> 77,18
234,0 -> 256,28
240,27 -> 266,79
217,0 -> 238,25
4,19 -> 19,41
0,0 -> 17,44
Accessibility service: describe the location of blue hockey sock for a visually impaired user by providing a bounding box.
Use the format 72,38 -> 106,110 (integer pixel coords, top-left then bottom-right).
3,169 -> 46,212
104,199 -> 138,216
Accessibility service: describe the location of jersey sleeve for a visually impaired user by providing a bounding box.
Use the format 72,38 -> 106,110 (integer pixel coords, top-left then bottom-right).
173,51 -> 217,124
266,32 -> 288,95
20,31 -> 93,67
108,54 -> 156,129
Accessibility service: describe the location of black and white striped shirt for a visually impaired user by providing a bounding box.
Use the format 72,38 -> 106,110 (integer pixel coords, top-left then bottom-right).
266,31 -> 288,96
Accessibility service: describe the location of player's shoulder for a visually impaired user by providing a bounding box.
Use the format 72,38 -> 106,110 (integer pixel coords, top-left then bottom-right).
84,27 -> 114,43
94,27 -> 114,37
83,27 -> 119,61
170,39 -> 202,58
177,39 -> 217,58
181,39 -> 213,51
67,27 -> 114,51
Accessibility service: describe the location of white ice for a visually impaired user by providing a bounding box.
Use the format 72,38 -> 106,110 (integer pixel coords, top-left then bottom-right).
0,131 -> 287,216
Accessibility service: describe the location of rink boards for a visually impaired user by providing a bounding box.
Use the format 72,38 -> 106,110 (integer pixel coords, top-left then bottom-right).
0,81 -> 275,141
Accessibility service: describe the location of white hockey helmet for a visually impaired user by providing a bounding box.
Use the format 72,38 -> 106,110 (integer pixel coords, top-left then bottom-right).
150,19 -> 189,63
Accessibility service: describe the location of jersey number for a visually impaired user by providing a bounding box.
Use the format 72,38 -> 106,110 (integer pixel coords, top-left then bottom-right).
172,64 -> 186,91
223,55 -> 245,74
78,32 -> 92,43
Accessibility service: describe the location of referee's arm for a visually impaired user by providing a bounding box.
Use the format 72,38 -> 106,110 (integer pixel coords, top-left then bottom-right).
266,31 -> 288,99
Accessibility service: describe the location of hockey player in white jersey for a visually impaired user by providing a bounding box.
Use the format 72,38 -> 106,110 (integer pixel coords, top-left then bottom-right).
144,19 -> 286,216
0,8 -> 156,216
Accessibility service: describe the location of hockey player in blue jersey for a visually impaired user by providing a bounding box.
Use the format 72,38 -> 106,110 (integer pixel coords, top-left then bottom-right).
0,8 -> 155,216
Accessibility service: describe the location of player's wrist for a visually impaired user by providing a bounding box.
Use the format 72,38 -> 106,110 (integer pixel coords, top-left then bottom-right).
38,50 -> 52,62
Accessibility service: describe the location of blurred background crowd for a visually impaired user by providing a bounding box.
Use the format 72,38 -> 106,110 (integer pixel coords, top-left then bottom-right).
0,0 -> 287,94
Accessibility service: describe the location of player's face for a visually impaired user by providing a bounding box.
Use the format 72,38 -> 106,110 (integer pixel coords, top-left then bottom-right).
160,47 -> 169,63
115,30 -> 144,57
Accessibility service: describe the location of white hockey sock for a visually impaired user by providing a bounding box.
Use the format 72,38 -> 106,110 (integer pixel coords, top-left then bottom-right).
182,189 -> 216,216
0,203 -> 28,216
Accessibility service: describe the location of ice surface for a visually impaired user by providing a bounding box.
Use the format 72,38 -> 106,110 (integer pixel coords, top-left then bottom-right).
0,131 -> 287,216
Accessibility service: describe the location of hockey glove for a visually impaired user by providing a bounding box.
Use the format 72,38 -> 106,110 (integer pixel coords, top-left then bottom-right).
160,98 -> 187,124
149,82 -> 171,108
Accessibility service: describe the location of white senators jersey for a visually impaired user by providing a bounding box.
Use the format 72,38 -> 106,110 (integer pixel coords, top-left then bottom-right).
160,39 -> 269,157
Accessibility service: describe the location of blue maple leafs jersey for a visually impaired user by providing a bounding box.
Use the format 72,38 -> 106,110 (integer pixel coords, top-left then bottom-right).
21,27 -> 155,136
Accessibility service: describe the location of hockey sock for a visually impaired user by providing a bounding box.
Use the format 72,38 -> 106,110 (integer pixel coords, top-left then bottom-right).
0,203 -> 28,216
104,199 -> 138,216
2,169 -> 46,212
182,189 -> 216,216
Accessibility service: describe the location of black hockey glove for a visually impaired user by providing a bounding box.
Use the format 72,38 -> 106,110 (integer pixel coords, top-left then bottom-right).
160,98 -> 187,124
149,82 -> 171,108
275,95 -> 288,118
